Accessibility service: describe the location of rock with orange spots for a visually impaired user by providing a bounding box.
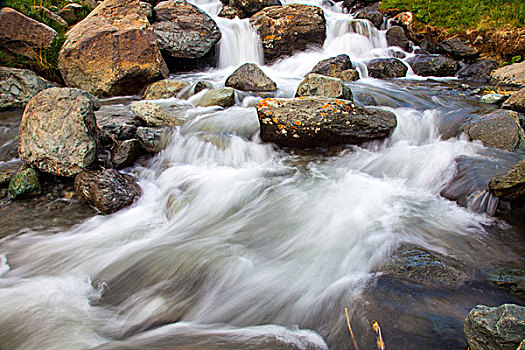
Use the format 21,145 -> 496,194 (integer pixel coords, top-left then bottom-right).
256,97 -> 396,148
58,0 -> 168,96
310,54 -> 353,79
296,73 -> 352,101
230,0 -> 281,17
153,1 -> 221,69
251,4 -> 326,62
225,63 -> 277,92
366,58 -> 408,79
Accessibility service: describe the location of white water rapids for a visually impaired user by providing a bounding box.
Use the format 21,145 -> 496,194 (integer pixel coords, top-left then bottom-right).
0,0 -> 521,349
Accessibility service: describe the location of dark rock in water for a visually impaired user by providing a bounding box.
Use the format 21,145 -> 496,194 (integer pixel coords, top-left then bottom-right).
195,88 -> 235,108
142,79 -> 189,100
491,61 -> 525,88
462,109 -> 524,152
256,96 -> 396,148
0,7 -> 58,60
218,5 -> 246,19
8,167 -> 41,199
225,63 -> 277,92
381,247 -> 469,288
464,304 -> 525,350
194,81 -> 213,94
489,159 -> 525,202
74,169 -> 141,214
366,58 -> 408,79
153,1 -> 221,66
131,101 -> 183,127
310,54 -> 353,79
385,25 -> 412,52
355,3 -> 384,29
406,54 -> 460,77
418,39 -> 438,54
502,88 -> 525,113
0,161 -> 21,187
354,92 -> 377,106
111,139 -> 142,169
136,126 -> 171,153
488,267 -> 525,296
58,0 -> 168,96
295,73 -> 352,101
342,0 -> 377,12
250,4 -> 326,62
340,69 -> 360,81
229,0 -> 281,17
19,88 -> 101,177
0,67 -> 54,112
438,36 -> 479,61
96,102 -> 138,141
456,59 -> 499,83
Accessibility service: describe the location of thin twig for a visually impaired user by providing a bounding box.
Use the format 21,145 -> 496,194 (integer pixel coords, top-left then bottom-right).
344,308 -> 359,350
371,320 -> 385,350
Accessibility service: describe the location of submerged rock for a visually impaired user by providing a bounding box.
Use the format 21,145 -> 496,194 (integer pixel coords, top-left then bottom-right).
406,54 -> 460,77
74,169 -> 141,214
58,0 -> 168,96
131,101 -> 183,127
141,79 -> 189,100
195,88 -> 235,108
295,74 -> 352,101
502,88 -> 525,113
19,88 -> 101,177
251,4 -> 326,62
491,61 -> 525,87
256,97 -> 396,148
366,58 -> 408,79
225,63 -> 277,92
489,159 -> 525,202
310,54 -> 353,79
0,67 -> 54,111
457,59 -> 499,83
488,267 -> 525,297
464,304 -> 525,350
8,167 -> 41,199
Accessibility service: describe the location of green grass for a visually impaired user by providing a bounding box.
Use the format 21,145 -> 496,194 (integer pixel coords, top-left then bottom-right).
379,0 -> 525,32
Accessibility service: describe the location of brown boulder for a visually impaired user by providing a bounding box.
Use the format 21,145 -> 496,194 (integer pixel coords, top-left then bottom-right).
310,54 -> 353,79
502,88 -> 525,113
250,4 -> 326,62
225,63 -> 277,92
491,61 -> 525,87
58,0 -> 168,96
489,159 -> 525,202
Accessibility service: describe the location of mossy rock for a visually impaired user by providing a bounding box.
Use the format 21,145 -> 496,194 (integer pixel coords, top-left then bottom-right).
8,167 -> 42,199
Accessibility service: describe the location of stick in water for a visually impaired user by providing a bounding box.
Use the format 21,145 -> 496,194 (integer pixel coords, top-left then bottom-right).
371,320 -> 385,350
344,308 -> 359,350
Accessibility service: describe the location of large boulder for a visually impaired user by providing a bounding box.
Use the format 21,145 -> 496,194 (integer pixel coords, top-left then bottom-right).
385,26 -> 411,52
462,109 -> 524,152
153,1 -> 221,68
406,54 -> 460,77
489,159 -> 525,202
295,74 -> 352,101
438,36 -> 479,61
310,54 -> 353,79
225,63 -> 277,92
130,101 -> 183,127
58,0 -> 168,96
366,58 -> 408,79
491,61 -> 525,87
502,88 -> 525,113
19,87 -> 101,177
464,304 -> 525,350
229,0 -> 282,17
0,67 -> 53,111
0,7 -> 58,60
256,97 -> 396,148
250,4 -> 326,62
141,79 -> 189,100
195,88 -> 235,108
74,169 -> 141,214
457,59 -> 499,83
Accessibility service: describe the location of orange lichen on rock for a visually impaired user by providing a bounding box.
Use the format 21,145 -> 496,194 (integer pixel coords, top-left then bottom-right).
322,104 -> 330,108
265,35 -> 276,40
277,124 -> 286,129
295,120 -> 301,125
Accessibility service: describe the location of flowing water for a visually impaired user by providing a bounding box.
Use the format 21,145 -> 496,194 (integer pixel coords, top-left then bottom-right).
0,0 -> 524,349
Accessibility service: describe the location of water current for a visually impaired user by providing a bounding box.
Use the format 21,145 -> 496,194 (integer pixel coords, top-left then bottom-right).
0,0 -> 524,349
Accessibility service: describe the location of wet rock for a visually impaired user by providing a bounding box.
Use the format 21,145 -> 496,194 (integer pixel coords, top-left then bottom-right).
59,3 -> 85,24
177,80 -> 214,99
136,126 -> 171,153
96,103 -> 137,141
295,74 -> 352,101
489,159 -> 525,202
488,267 -> 525,296
457,59 -> 499,83
251,4 -> 326,62
196,88 -> 235,108
111,139 -> 142,169
386,25 -> 411,52
74,169 -> 141,214
19,88 -> 101,177
58,0 -> 168,96
406,54 -> 460,77
354,3 -> 384,29
464,304 -> 525,350
153,1 -> 221,67
480,93 -> 507,105
218,5 -> 246,19
0,67 -> 53,111
502,88 -> 525,113
131,101 -> 183,127
0,7 -> 58,60
256,96 -> 396,148
438,36 -> 479,61
139,1 -> 153,20
225,63 -> 277,92
340,69 -> 360,81
142,79 -> 189,100
229,0 -> 281,17
310,54 -> 353,79
29,6 -> 69,32
0,161 -> 21,187
8,167 -> 41,199
491,61 -> 525,87
382,247 -> 469,288
342,0 -> 377,12
462,109 -> 524,152
366,58 -> 408,79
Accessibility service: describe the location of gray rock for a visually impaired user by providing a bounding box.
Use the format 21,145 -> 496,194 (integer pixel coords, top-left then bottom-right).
142,79 -> 189,100
256,96 -> 396,148
491,61 -> 525,87
139,1 -> 153,20
386,26 -> 411,52
196,88 -> 235,108
366,58 -> 408,79
229,0 -> 281,17
457,59 -> 499,83
480,93 -> 507,105
438,36 -> 479,60
489,159 -> 525,202
111,139 -> 142,169
8,167 -> 41,199
74,169 -> 141,214
59,3 -> 85,24
406,54 -> 461,77
502,88 -> 525,113
464,304 -> 525,350
295,73 -> 352,101
0,67 -> 53,111
136,126 -> 171,153
225,63 -> 277,92
19,88 -> 101,177
462,109 -> 524,152
310,54 -> 353,79
131,101 -> 183,127
488,267 -> 525,296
